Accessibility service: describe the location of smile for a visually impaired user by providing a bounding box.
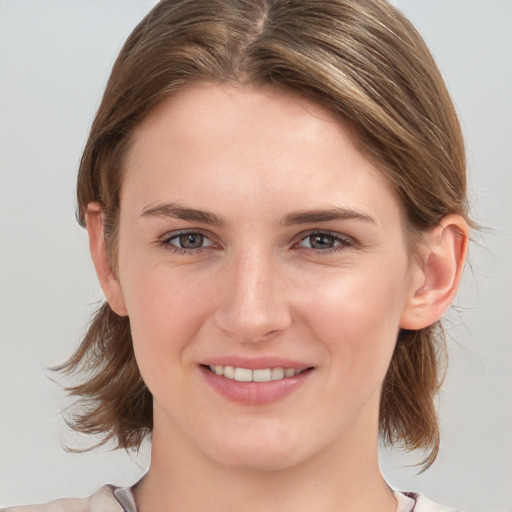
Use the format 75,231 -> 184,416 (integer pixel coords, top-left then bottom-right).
201,362 -> 313,405
208,365 -> 304,382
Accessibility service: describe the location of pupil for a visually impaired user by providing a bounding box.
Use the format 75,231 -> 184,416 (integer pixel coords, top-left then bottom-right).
311,234 -> 333,249
180,233 -> 203,248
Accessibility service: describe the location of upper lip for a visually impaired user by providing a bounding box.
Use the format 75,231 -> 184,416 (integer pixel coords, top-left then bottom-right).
201,355 -> 313,371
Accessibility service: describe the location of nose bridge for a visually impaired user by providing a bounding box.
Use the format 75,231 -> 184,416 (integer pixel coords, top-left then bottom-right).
214,246 -> 291,342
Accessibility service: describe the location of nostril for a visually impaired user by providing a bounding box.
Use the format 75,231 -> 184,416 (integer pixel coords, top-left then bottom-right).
213,309 -> 292,344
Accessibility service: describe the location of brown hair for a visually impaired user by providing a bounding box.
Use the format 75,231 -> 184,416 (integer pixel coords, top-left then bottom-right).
62,0 -> 470,468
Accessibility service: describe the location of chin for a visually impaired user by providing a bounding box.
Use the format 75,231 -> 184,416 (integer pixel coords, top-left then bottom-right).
204,428 -> 310,472
214,448 -> 304,473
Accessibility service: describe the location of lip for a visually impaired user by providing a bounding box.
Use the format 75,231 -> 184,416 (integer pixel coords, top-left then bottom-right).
199,356 -> 314,406
201,355 -> 311,371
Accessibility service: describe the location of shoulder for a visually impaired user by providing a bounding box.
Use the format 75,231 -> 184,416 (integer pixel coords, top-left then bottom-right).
1,485 -> 123,512
414,494 -> 461,512
397,491 -> 462,512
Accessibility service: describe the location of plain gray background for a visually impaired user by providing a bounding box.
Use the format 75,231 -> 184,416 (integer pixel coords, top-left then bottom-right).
0,1 -> 511,510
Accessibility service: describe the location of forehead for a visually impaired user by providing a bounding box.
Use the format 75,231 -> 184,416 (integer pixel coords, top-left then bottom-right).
122,82 -> 403,231
129,82 -> 343,162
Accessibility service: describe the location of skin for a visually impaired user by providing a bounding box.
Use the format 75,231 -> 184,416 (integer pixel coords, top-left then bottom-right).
87,83 -> 468,512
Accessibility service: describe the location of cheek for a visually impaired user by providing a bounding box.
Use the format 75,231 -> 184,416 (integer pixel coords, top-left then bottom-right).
298,259 -> 409,382
119,262 -> 218,386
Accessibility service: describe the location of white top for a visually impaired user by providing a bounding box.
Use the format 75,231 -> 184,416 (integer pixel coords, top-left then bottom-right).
1,484 -> 460,512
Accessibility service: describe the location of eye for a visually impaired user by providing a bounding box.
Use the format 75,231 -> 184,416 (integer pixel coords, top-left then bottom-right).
297,231 -> 353,251
163,231 -> 216,251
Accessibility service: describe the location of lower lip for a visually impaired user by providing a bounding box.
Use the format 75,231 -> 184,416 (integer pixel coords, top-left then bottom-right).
200,366 -> 312,406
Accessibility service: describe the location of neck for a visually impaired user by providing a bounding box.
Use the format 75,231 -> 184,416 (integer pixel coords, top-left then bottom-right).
134,405 -> 396,512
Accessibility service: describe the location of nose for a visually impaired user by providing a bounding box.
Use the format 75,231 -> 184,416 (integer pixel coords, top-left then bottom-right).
213,248 -> 292,343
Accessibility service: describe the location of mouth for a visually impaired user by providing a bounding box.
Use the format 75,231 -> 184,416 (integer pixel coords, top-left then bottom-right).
204,364 -> 310,382
200,363 -> 313,405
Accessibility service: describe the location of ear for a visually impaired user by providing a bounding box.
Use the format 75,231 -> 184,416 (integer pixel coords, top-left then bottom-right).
85,203 -> 128,317
400,214 -> 469,330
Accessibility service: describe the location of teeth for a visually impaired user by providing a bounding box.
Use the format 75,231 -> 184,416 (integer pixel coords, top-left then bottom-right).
223,366 -> 235,379
284,368 -> 296,377
234,367 -> 252,382
253,369 -> 272,382
208,365 -> 304,382
271,367 -> 284,380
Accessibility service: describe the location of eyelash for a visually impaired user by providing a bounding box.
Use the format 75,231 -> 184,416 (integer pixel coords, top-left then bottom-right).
296,230 -> 355,254
159,229 -> 216,255
159,229 -> 355,255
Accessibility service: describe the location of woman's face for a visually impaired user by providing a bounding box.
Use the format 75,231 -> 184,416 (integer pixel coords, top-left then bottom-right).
114,83 -> 423,470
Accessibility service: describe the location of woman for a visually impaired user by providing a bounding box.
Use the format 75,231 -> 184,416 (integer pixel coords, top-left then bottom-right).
3,0 -> 471,511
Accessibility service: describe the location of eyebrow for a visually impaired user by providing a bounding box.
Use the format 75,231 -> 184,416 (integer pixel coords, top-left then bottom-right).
281,208 -> 376,226
141,203 -> 227,226
141,202 -> 375,227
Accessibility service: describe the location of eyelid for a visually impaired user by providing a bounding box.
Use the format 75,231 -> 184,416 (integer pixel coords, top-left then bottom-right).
294,229 -> 356,251
157,228 -> 356,255
159,228 -> 219,252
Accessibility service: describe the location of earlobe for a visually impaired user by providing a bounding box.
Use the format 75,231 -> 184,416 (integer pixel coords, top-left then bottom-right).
400,214 -> 469,330
85,203 -> 128,317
